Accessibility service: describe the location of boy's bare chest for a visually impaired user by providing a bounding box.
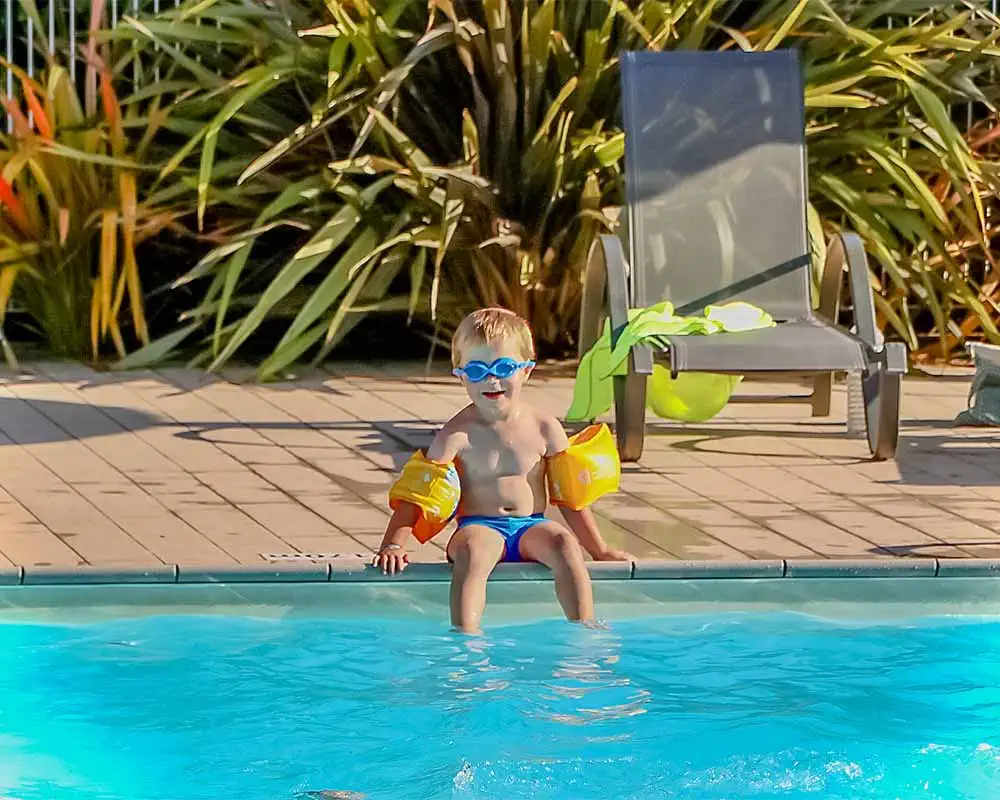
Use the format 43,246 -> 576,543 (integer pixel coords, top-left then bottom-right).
459,425 -> 546,479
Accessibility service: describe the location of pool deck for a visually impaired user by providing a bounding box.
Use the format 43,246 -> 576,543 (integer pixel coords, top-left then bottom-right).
0,361 -> 997,580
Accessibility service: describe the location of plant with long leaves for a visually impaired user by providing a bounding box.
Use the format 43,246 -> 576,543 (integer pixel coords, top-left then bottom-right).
0,0 -> 190,362
115,0 -> 1000,376
906,104 -> 1000,362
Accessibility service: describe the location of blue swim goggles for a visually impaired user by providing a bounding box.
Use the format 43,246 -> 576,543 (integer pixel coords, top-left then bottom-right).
453,358 -> 535,383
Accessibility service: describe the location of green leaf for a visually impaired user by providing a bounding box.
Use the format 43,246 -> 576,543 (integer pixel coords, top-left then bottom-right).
407,246 -> 427,323
274,225 -> 381,348
197,66 -> 298,228
112,322 -> 200,369
206,175 -> 396,370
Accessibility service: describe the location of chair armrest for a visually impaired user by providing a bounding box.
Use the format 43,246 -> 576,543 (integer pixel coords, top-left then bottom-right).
830,231 -> 883,352
817,234 -> 844,323
599,235 -> 653,375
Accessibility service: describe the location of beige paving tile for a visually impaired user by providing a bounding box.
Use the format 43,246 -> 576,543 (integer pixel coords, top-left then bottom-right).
132,373 -> 297,467
0,519 -> 84,567
251,463 -> 346,496
667,467 -> 776,503
632,443 -> 710,471
727,465 -> 882,510
0,387 -> 125,485
103,516 -> 234,565
713,465 -> 971,557
193,470 -> 289,505
814,508 -> 964,557
2,374 -> 262,566
172,506 -> 291,562
35,369 -> 246,473
67,482 -> 234,563
593,494 -> 743,559
303,456 -> 393,499
588,510 -> 691,559
240,501 -> 347,541
697,525 -> 817,559
10,487 -> 156,564
0,490 -> 80,566
763,513 -> 880,558
939,503 -> 1000,530
3,377 -> 180,476
306,497 -> 392,534
0,442 -> 157,566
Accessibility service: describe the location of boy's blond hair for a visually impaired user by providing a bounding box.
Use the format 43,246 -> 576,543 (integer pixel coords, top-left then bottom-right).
451,307 -> 535,368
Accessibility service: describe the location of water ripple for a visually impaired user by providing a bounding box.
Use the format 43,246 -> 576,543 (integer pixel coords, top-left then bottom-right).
0,613 -> 998,799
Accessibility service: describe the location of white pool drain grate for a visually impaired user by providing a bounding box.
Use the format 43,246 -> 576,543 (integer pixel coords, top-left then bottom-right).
262,552 -> 371,561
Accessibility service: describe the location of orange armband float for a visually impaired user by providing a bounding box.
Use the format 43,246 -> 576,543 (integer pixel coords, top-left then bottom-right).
388,452 -> 461,543
546,423 -> 621,510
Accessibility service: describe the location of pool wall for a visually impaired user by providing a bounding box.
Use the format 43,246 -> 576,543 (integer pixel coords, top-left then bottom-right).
2,559 -> 1000,624
1,557 -> 998,586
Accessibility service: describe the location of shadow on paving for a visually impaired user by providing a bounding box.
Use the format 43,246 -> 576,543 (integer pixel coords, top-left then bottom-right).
0,396 -> 433,472
652,419 -> 1000,486
176,420 -> 436,471
877,542 -> 1000,558
0,396 -> 165,445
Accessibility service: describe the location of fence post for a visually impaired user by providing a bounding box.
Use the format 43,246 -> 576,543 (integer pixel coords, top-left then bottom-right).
4,0 -> 12,133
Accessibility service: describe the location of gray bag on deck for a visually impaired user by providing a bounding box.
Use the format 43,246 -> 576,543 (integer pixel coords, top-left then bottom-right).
955,343 -> 1000,427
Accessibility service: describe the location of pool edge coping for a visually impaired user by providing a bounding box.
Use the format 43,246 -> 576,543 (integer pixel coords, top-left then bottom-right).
2,558 -> 1000,585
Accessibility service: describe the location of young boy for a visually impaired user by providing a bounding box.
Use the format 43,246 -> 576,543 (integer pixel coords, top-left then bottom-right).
372,307 -> 633,633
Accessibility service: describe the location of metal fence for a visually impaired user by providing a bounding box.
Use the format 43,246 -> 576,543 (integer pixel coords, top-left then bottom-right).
3,0 -> 182,131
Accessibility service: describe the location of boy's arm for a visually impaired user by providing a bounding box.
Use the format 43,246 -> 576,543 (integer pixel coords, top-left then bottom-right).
559,507 -> 633,562
373,503 -> 419,574
373,425 -> 463,575
541,416 -> 634,562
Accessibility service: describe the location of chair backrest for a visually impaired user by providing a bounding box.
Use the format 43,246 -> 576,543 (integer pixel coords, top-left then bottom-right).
620,49 -> 812,321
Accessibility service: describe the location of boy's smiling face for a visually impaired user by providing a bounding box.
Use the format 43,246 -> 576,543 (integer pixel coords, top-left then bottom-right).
458,339 -> 533,419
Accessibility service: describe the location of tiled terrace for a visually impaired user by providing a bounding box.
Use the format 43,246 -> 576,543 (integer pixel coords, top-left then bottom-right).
0,362 -> 996,570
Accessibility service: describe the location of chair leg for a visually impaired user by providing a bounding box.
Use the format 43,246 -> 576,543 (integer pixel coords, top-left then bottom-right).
862,359 -> 902,462
614,366 -> 647,463
811,372 -> 833,417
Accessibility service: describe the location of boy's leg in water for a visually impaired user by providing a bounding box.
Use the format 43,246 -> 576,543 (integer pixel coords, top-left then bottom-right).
518,522 -> 595,623
447,525 -> 505,633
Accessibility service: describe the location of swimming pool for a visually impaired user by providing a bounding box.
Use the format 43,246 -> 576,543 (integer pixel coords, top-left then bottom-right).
2,571 -> 1000,800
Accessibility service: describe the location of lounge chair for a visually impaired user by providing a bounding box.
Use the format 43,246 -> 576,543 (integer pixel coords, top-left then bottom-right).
579,49 -> 905,463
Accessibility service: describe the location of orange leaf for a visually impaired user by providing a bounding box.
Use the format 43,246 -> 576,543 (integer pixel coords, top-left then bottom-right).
0,97 -> 33,139
0,176 -> 32,235
20,78 -> 53,140
58,207 -> 70,245
100,72 -> 124,156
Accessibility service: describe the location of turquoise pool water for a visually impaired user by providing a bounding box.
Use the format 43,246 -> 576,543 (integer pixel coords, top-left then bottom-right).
1,605 -> 999,799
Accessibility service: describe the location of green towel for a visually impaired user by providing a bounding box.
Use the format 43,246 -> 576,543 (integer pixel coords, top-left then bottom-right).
567,300 -> 775,422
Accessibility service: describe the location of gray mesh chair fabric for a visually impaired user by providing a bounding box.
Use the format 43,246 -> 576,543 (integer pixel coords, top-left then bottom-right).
623,50 -> 810,320
621,49 -> 865,373
668,320 -> 867,374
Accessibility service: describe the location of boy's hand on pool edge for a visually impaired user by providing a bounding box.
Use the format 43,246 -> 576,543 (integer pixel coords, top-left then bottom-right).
372,546 -> 410,575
